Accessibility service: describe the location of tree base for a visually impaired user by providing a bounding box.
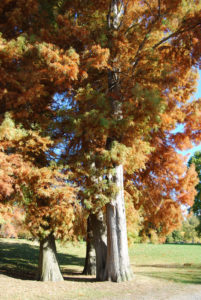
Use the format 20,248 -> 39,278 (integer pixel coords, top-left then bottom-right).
106,268 -> 133,282
38,233 -> 64,282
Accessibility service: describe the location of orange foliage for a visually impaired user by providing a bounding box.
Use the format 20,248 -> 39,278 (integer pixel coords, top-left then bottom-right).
0,0 -> 201,239
0,115 -> 78,240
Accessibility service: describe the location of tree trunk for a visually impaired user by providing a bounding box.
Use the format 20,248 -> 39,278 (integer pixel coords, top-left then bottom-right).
102,0 -> 133,282
82,216 -> 96,275
38,233 -> 63,281
83,212 -> 107,280
104,164 -> 133,282
91,211 -> 107,281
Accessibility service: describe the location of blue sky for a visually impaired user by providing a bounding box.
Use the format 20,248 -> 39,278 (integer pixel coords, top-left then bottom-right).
177,70 -> 201,158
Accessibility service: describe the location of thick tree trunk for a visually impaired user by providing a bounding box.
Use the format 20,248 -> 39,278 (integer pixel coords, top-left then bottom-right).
104,164 -> 133,282
38,233 -> 63,281
82,216 -> 96,275
102,1 -> 133,282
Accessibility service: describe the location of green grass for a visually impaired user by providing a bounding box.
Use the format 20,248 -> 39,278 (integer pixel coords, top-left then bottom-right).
0,238 -> 201,284
130,243 -> 201,265
0,238 -> 85,279
130,243 -> 201,284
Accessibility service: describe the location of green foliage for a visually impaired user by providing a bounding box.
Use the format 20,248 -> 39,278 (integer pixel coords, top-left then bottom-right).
182,216 -> 200,241
166,216 -> 201,243
188,152 -> 201,235
172,230 -> 183,242
0,113 -> 27,142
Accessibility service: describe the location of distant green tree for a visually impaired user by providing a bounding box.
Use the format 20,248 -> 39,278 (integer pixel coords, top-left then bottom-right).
166,215 -> 200,243
166,230 -> 183,243
172,230 -> 183,242
188,152 -> 201,236
182,215 -> 200,242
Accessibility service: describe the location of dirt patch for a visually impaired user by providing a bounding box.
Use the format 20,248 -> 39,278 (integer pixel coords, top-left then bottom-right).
0,271 -> 200,300
1,239 -> 200,299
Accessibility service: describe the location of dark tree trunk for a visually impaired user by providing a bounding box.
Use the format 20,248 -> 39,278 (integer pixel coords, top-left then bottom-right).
83,212 -> 107,280
91,211 -> 107,281
38,233 -> 63,281
82,216 -> 96,275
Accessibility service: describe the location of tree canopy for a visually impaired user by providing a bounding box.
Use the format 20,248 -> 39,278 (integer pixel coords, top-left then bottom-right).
0,0 -> 201,282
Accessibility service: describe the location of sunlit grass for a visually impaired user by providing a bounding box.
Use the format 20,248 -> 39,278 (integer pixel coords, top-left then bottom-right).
0,238 -> 201,284
130,243 -> 201,265
130,243 -> 201,284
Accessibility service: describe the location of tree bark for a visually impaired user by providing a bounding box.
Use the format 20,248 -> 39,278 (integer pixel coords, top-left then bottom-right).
83,212 -> 107,280
102,0 -> 133,282
38,233 -> 64,281
91,211 -> 107,281
82,215 -> 96,275
104,164 -> 133,282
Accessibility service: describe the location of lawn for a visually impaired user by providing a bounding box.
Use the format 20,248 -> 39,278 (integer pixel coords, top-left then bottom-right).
0,238 -> 86,279
130,243 -> 201,284
0,238 -> 201,300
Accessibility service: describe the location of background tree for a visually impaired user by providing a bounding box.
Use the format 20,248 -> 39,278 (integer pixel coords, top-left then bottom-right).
188,152 -> 201,236
127,134 -> 198,242
0,114 -> 79,281
166,215 -> 200,243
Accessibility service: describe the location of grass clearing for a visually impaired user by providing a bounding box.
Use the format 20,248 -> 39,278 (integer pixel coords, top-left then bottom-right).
130,243 -> 201,284
0,238 -> 201,299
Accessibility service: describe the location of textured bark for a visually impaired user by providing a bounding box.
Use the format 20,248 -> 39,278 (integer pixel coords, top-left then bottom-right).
83,212 -> 107,279
82,216 -> 96,275
104,165 -> 133,282
103,0 -> 133,282
38,233 -> 63,281
91,211 -> 107,281
105,165 -> 132,282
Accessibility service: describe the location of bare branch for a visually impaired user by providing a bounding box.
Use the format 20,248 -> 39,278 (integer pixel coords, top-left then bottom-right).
132,35 -> 149,73
132,15 -> 160,74
125,21 -> 138,35
153,22 -> 201,49
131,2 -> 164,74
118,0 -> 130,30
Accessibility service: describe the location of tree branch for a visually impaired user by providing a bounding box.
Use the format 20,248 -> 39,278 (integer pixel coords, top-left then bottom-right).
153,22 -> 201,49
118,0 -> 130,30
132,15 -> 160,74
144,0 -> 153,15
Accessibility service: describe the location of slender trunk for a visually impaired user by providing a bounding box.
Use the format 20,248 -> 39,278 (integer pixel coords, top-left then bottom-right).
82,216 -> 96,275
83,212 -> 107,279
104,164 -> 133,282
38,233 -> 63,281
91,211 -> 107,281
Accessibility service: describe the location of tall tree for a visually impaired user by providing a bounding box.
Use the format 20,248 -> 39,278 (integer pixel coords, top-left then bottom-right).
0,0 -> 201,282
56,0 -> 201,281
0,114 -> 78,281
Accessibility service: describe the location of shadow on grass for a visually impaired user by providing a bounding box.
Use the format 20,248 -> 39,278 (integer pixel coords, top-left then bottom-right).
0,240 -> 84,281
135,264 -> 201,284
63,274 -> 96,282
135,263 -> 201,269
165,243 -> 201,246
